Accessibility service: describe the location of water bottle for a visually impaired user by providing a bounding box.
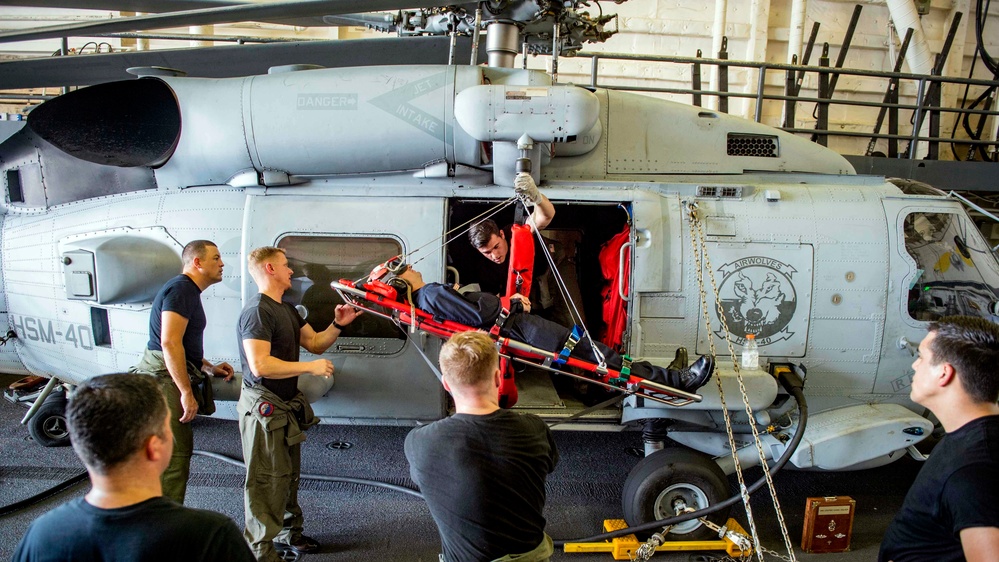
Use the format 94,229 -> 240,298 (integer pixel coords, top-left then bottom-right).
741,334 -> 759,370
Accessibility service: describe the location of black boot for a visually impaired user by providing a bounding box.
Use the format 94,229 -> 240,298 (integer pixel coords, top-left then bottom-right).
675,355 -> 714,391
630,355 -> 713,392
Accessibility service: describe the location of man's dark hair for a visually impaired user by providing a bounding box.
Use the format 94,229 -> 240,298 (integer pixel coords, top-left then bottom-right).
67,374 -> 168,475
182,240 -> 217,266
467,219 -> 502,250
927,315 -> 999,403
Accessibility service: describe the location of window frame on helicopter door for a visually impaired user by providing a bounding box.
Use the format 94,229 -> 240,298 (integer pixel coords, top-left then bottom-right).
900,210 -> 999,324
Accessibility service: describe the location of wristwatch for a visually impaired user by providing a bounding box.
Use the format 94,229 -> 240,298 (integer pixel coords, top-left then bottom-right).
332,320 -> 346,330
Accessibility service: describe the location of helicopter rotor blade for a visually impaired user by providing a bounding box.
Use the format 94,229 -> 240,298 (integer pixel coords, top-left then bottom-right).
0,0 -> 336,28
0,35 -> 483,89
0,0 -> 455,44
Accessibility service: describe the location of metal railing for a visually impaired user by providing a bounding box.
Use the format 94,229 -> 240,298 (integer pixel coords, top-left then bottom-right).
575,50 -> 999,161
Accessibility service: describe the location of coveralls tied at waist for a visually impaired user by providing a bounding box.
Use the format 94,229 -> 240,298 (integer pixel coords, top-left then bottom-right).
238,383 -> 319,562
239,383 -> 319,445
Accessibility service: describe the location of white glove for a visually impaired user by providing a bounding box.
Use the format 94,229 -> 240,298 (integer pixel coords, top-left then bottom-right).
514,172 -> 543,206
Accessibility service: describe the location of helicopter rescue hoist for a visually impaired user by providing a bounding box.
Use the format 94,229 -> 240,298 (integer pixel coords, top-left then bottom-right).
327,138 -> 806,559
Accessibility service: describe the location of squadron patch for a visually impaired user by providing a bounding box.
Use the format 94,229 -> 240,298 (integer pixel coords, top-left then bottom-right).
714,256 -> 798,346
258,401 -> 275,417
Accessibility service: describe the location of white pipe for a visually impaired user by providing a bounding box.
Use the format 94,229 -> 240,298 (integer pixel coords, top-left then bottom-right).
886,0 -> 934,75
710,0 -> 729,110
886,0 -> 934,158
742,0 -> 771,118
787,0 -> 807,64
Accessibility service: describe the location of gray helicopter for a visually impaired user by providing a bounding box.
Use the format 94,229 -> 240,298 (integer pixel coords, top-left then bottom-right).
2,0 -> 997,541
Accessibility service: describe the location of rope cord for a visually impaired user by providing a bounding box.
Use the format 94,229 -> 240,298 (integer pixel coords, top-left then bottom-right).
521,197 -> 608,367
408,197 -> 518,269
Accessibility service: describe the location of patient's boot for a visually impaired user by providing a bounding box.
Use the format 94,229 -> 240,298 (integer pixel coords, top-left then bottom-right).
676,355 -> 714,391
633,355 -> 714,393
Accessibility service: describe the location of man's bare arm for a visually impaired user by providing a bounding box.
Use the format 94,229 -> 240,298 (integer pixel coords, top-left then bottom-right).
161,311 -> 198,423
531,195 -> 556,230
960,526 -> 999,562
299,305 -> 363,354
241,339 -> 332,379
515,173 -> 555,230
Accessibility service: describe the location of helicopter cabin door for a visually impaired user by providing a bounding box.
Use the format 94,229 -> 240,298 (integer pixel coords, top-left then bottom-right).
242,194 -> 447,424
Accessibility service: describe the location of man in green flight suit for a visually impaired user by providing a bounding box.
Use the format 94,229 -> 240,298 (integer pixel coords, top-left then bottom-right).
236,246 -> 361,561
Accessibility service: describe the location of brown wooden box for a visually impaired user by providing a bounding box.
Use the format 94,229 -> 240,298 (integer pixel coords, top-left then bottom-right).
801,496 -> 856,553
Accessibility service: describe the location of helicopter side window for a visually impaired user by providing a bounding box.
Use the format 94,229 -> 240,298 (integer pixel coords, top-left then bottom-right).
278,235 -> 404,341
903,212 -> 999,323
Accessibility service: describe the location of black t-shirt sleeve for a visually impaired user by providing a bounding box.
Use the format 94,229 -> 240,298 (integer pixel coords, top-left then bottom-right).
160,282 -> 200,320
239,305 -> 275,343
289,302 -> 307,331
545,425 -> 559,471
942,463 -> 999,534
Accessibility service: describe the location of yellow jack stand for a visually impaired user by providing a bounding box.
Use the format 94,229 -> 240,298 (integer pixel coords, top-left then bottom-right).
563,518 -> 752,560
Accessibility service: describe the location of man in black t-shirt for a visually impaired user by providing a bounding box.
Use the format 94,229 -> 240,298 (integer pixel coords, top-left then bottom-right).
12,374 -> 253,562
405,331 -> 559,562
467,174 -> 556,308
879,316 -> 999,562
237,246 -> 361,562
131,239 -> 234,504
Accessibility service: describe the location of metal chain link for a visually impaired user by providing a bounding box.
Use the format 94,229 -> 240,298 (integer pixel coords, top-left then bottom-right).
630,527 -> 673,562
685,202 -> 798,562
684,202 -> 763,560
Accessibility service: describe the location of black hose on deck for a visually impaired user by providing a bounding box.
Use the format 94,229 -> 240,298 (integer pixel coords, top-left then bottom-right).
193,450 -> 423,499
0,471 -> 89,518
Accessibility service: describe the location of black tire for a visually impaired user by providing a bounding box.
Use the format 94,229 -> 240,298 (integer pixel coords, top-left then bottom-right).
28,394 -> 71,447
622,447 -> 731,540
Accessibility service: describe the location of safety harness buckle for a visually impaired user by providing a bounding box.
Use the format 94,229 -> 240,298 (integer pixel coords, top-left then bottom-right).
489,307 -> 511,337
609,355 -> 631,385
556,326 -> 583,365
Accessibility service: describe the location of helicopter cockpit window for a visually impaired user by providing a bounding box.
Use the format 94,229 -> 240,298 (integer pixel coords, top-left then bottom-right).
278,235 -> 404,342
903,212 -> 999,322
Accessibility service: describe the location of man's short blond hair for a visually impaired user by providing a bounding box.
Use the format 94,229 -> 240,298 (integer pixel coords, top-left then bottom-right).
439,331 -> 498,388
248,246 -> 286,274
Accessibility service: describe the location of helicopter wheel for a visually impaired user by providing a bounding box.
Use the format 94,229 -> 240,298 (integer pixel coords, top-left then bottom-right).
622,447 -> 731,540
28,393 -> 71,447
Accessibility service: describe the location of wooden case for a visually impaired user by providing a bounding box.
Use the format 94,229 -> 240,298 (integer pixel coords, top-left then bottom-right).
801,496 -> 856,553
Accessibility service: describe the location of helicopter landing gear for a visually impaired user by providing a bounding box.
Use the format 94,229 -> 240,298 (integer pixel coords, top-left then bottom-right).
622,447 -> 730,540
28,392 -> 71,447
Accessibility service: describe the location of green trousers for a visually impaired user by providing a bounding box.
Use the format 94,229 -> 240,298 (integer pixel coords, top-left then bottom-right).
238,384 -> 315,562
130,349 -> 196,504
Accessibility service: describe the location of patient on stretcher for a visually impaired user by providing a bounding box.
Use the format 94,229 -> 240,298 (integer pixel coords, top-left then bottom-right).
388,265 -> 714,394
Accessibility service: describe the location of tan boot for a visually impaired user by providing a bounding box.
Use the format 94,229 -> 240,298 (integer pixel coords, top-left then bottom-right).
667,347 -> 688,371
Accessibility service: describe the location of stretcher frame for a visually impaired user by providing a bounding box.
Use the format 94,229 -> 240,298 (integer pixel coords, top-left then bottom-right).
332,280 -> 701,407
